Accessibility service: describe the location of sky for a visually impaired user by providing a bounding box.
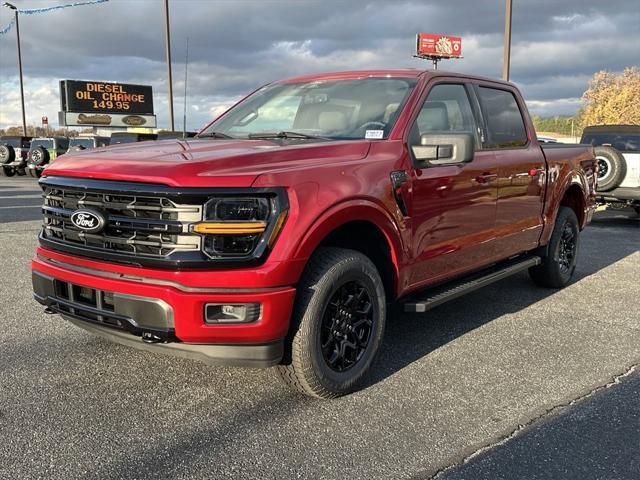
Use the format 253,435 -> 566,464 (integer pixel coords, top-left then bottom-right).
0,0 -> 638,131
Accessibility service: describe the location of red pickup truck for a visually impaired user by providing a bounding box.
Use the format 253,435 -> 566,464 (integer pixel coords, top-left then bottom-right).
32,70 -> 596,398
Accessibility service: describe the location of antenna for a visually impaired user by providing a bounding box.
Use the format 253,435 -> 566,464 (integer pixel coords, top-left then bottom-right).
182,36 -> 189,139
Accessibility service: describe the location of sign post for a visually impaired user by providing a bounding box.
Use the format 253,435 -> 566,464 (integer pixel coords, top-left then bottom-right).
58,80 -> 156,128
415,33 -> 463,70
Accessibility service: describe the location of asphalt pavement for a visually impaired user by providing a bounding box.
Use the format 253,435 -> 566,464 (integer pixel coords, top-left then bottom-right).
0,175 -> 639,479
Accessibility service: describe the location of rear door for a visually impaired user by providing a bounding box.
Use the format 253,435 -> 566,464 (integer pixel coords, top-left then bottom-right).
407,82 -> 500,288
475,85 -> 546,255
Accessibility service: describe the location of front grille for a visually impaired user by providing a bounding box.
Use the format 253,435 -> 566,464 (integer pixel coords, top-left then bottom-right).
41,180 -> 203,258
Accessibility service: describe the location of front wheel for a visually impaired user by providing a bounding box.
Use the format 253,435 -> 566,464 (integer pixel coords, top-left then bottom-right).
276,248 -> 386,398
529,206 -> 580,288
27,167 -> 42,178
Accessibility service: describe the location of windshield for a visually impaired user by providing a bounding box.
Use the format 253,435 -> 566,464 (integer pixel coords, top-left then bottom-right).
581,132 -> 640,152
69,138 -> 95,148
201,77 -> 417,140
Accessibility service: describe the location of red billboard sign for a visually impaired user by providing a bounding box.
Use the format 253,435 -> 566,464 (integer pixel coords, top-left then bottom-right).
416,33 -> 462,58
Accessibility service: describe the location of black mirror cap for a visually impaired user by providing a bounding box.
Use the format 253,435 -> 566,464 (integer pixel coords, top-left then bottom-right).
412,133 -> 474,166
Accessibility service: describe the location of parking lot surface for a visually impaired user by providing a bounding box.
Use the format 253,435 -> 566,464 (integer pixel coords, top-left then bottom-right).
1,175 -> 638,479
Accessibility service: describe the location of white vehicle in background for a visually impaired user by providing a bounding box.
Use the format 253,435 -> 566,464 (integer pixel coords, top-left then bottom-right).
537,135 -> 558,144
580,125 -> 640,214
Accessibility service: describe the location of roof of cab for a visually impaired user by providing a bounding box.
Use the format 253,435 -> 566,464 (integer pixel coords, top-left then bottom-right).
279,69 -> 426,83
277,69 -> 514,87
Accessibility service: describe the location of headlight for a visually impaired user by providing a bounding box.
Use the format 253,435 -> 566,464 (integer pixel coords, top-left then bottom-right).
191,194 -> 287,260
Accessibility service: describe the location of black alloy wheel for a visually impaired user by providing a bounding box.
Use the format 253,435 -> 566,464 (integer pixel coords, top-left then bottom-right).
529,206 -> 580,288
557,221 -> 577,274
596,156 -> 610,181
321,280 -> 374,372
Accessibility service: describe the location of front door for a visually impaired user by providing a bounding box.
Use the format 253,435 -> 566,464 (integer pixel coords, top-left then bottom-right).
407,82 -> 499,289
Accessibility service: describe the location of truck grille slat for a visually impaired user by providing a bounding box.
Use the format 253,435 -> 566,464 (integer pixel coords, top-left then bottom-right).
41,185 -> 203,258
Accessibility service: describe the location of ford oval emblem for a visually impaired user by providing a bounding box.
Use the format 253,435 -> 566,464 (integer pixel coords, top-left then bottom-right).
70,209 -> 106,233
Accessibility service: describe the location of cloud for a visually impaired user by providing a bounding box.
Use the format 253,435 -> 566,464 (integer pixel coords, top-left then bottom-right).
1,0 -> 638,129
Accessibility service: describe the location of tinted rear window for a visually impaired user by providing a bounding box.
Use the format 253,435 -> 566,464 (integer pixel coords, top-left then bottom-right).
581,133 -> 640,152
1,138 -> 29,148
69,138 -> 95,148
110,135 -> 138,144
478,87 -> 528,149
32,139 -> 53,148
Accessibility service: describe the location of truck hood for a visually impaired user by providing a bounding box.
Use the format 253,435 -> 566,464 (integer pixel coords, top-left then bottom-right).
43,139 -> 371,187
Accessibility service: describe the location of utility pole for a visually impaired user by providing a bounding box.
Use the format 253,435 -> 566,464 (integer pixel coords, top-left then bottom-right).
3,2 -> 27,136
163,0 -> 175,131
502,0 -> 513,81
182,37 -> 189,138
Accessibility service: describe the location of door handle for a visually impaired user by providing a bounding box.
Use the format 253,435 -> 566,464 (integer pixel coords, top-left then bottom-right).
475,173 -> 497,184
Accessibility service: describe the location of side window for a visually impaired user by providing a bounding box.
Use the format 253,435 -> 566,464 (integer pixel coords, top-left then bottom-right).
415,84 -> 476,137
477,87 -> 528,148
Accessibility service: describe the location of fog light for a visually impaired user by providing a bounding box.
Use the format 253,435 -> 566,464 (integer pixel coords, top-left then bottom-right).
204,303 -> 261,324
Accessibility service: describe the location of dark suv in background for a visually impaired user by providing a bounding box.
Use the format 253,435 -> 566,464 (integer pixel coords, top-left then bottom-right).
0,136 -> 32,177
66,136 -> 109,153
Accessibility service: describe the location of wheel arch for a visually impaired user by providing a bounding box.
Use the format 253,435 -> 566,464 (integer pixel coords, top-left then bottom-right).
292,201 -> 404,300
560,183 -> 586,229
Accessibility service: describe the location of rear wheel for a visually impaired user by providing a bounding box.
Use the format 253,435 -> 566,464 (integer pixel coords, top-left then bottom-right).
1,166 -> 15,177
529,207 -> 580,288
276,247 -> 386,398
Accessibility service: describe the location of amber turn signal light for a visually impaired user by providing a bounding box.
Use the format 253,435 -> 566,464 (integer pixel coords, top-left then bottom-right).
192,222 -> 268,235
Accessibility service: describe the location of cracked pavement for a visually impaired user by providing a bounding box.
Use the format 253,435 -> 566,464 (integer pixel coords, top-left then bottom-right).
1,176 -> 639,479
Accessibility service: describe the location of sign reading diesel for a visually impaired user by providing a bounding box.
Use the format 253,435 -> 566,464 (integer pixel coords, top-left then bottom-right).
60,80 -> 154,115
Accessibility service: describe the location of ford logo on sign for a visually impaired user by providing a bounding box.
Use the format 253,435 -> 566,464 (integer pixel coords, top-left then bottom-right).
70,209 -> 106,233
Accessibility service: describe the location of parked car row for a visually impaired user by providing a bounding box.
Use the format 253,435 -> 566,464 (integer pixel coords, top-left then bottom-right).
0,131 -> 196,178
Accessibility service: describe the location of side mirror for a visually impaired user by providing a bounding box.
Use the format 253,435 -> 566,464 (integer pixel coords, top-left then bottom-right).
411,133 -> 473,166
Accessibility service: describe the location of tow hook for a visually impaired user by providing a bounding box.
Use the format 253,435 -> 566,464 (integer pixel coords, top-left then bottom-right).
44,307 -> 56,315
142,332 -> 163,344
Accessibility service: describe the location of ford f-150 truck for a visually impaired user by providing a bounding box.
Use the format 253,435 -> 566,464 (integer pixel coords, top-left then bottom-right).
32,70 -> 597,398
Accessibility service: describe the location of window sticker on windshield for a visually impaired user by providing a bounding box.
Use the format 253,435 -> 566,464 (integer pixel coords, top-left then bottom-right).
365,130 -> 384,140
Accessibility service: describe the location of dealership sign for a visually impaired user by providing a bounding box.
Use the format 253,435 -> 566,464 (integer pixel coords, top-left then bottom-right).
59,80 -> 156,127
416,33 -> 463,58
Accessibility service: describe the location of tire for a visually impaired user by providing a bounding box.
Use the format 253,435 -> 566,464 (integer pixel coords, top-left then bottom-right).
276,247 -> 386,398
595,146 -> 626,191
0,144 -> 15,164
1,166 -> 16,177
29,146 -> 49,166
27,167 -> 42,178
529,206 -> 580,288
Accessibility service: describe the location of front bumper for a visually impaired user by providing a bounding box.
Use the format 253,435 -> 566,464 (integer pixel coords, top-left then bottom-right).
32,254 -> 297,368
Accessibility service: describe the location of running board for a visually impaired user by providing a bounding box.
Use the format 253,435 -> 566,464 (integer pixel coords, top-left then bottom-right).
402,256 -> 541,313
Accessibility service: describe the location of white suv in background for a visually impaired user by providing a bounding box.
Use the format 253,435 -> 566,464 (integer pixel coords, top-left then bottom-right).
581,125 -> 640,214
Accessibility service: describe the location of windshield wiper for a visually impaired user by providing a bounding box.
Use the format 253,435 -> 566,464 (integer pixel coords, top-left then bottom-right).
248,131 -> 327,140
196,131 -> 234,139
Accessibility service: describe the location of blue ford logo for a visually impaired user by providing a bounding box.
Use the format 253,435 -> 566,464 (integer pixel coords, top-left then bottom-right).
70,209 -> 106,233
